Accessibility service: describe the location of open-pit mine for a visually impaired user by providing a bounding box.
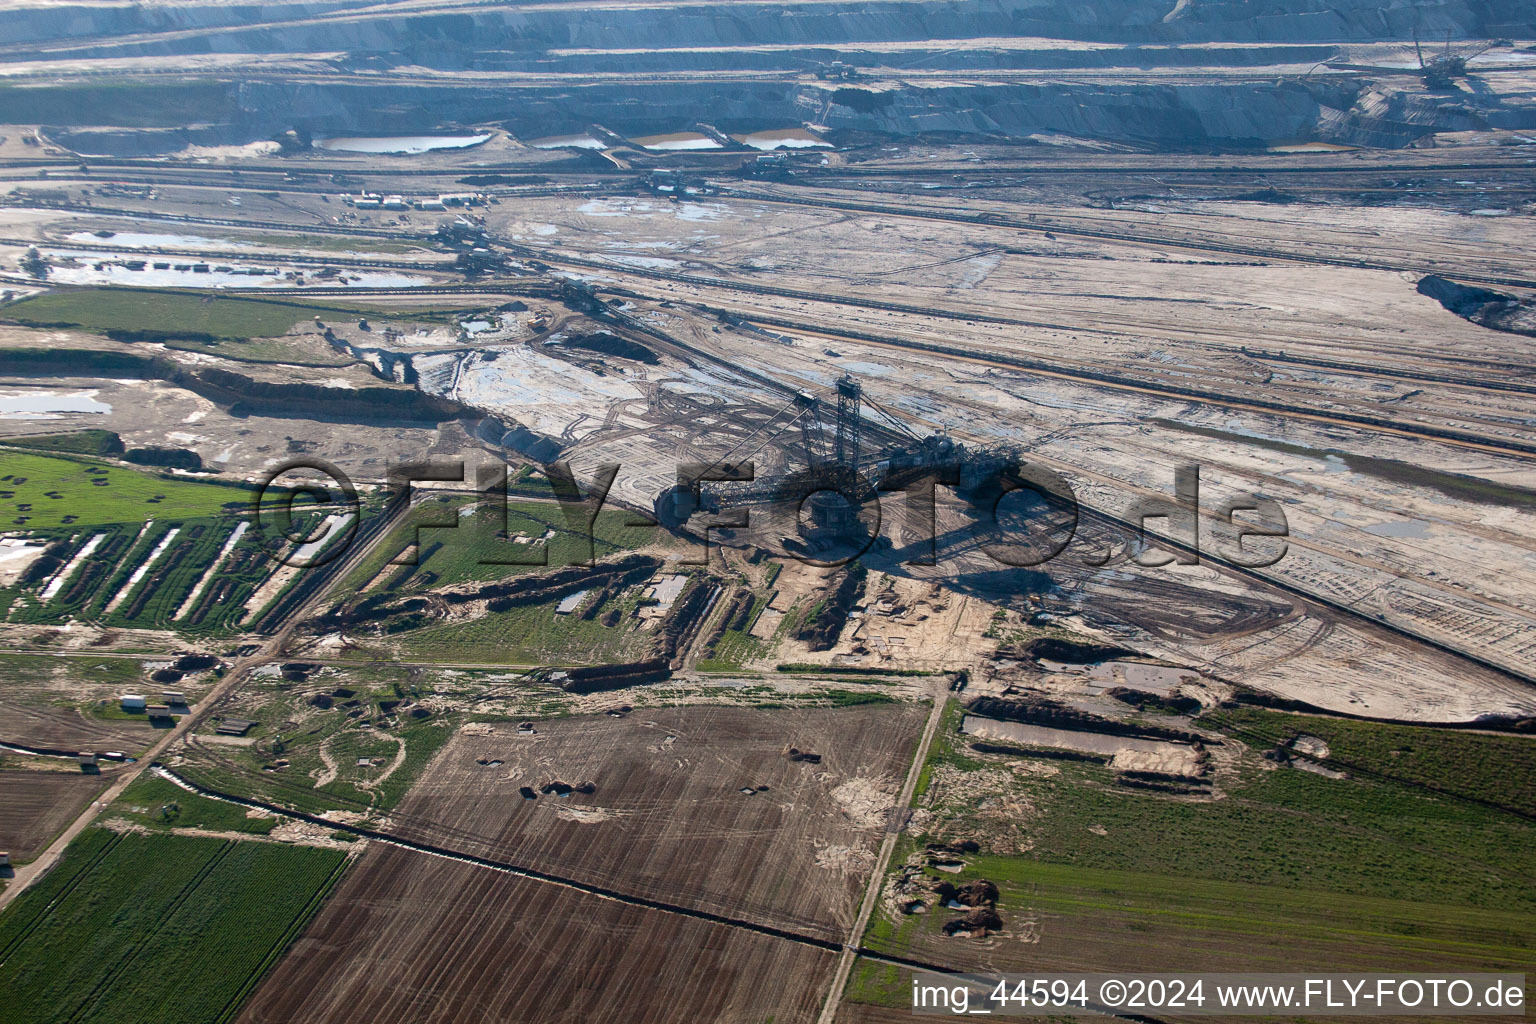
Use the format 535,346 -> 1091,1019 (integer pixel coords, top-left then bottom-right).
0,2 -> 1533,1022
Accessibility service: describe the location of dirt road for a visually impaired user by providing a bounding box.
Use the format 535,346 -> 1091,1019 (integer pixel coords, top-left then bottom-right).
817,681 -> 950,1024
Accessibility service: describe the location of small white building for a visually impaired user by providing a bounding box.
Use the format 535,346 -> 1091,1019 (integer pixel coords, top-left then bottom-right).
78,751 -> 98,768
0,852 -> 10,868
162,690 -> 186,704
146,704 -> 173,720
120,694 -> 147,711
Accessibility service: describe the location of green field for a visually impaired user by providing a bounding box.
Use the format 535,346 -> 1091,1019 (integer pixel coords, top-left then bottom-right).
112,774 -> 279,835
2,289 -> 467,341
0,430 -> 124,456
0,652 -> 151,689
0,450 -> 340,635
0,450 -> 248,529
849,853 -> 1536,1007
849,701 -> 1536,1006
385,596 -> 656,665
172,668 -> 460,819
696,594 -> 769,671
920,704 -> 1534,908
1199,706 -> 1536,816
0,830 -> 347,1024
339,494 -> 668,594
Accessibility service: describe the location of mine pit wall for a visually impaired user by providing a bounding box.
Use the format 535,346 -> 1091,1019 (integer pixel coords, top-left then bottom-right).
4,0 -> 1533,148
3,0 -> 1527,58
322,332 -> 418,385
561,658 -> 672,694
0,347 -> 466,425
13,76 -> 1532,150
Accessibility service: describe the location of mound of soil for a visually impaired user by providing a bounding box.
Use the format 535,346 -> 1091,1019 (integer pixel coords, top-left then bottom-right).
1419,275 -> 1536,339
1107,686 -> 1202,715
699,588 -> 754,658
927,838 -> 980,855
655,580 -> 718,667
561,658 -> 671,694
967,694 -> 1208,744
934,878 -> 998,908
794,564 -> 866,652
1018,636 -> 1135,663
124,446 -> 204,471
942,907 -> 1003,936
970,741 -> 1107,763
562,331 -> 659,365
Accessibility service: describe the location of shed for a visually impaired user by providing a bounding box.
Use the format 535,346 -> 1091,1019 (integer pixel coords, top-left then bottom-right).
146,704 -> 173,719
162,690 -> 186,704
120,694 -> 147,711
0,852 -> 10,868
77,751 -> 98,768
216,718 -> 257,736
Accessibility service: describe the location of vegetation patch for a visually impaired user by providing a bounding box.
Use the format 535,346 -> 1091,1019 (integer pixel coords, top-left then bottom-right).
0,450 -> 249,529
0,430 -> 124,456
0,830 -> 347,1024
1,289 -> 465,341
174,669 -> 461,819
849,699 -> 1536,1006
337,495 -> 667,595
112,773 -> 279,835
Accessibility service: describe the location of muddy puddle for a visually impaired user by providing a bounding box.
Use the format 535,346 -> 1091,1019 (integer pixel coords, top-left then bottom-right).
315,134 -> 490,154
528,133 -> 606,150
632,132 -> 720,151
734,129 -> 830,150
0,388 -> 111,418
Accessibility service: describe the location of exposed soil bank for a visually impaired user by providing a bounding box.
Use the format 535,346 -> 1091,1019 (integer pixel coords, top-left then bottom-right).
0,348 -> 463,425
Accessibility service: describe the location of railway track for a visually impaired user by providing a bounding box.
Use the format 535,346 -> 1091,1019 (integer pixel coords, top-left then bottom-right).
679,303 -> 1536,459
1074,502 -> 1536,690
0,235 -> 452,272
1244,347 -> 1536,395
0,200 -> 426,239
10,195 -> 1526,455
202,263 -> 1536,459
792,159 -> 1536,178
719,185 -> 1536,290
